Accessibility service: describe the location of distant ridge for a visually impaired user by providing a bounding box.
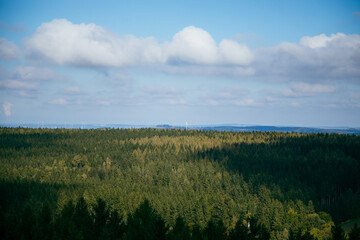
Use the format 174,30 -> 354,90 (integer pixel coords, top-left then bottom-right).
196,125 -> 360,135
155,124 -> 173,129
1,123 -> 359,135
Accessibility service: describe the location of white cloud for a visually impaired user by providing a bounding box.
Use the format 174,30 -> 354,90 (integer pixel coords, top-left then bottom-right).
233,98 -> 262,106
255,33 -> 360,79
218,39 -> 253,65
49,98 -> 68,105
291,82 -> 336,93
61,87 -> 82,94
3,102 -> 13,117
17,90 -> 37,98
0,79 -> 38,90
143,86 -> 183,98
198,99 -> 220,106
349,93 -> 360,99
161,65 -> 255,77
166,26 -> 218,64
24,19 -> 253,69
95,100 -> 110,105
15,19 -> 360,81
217,87 -> 249,99
0,65 -> 66,99
166,99 -> 188,105
291,102 -> 300,107
13,66 -> 62,81
282,82 -> 336,97
0,38 -> 20,60
24,19 -> 164,67
300,33 -> 345,48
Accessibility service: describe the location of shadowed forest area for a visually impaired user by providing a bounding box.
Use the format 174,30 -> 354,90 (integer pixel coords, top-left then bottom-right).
1,127 -> 360,239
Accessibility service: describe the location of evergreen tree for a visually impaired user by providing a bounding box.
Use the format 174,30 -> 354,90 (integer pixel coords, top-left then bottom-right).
74,197 -> 92,240
349,224 -> 360,240
20,205 -> 36,240
190,223 -> 203,240
37,202 -> 53,240
203,218 -> 228,240
126,199 -> 167,240
167,216 -> 191,240
331,223 -> 346,240
55,200 -> 80,240
230,219 -> 249,240
248,217 -> 270,240
93,198 -> 109,240
106,210 -> 125,240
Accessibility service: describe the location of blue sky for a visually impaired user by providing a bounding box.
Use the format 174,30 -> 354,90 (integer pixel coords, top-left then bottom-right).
1,0 -> 360,127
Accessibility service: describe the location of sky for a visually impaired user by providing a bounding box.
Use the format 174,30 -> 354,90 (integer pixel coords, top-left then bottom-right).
0,0 -> 360,127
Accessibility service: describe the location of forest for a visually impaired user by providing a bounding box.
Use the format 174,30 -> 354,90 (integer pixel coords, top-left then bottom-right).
0,127 -> 360,239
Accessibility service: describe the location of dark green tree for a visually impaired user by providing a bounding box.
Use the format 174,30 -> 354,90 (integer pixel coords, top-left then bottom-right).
190,223 -> 203,240
37,202 -> 53,240
54,200 -> 80,240
248,217 -> 270,240
167,216 -> 191,240
230,219 -> 249,240
74,197 -> 93,240
92,198 -> 109,240
331,223 -> 347,240
20,205 -> 36,240
349,224 -> 360,240
104,210 -> 125,240
126,199 -> 167,240
203,218 -> 228,240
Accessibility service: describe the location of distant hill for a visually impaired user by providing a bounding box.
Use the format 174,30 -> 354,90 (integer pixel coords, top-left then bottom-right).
1,123 -> 359,135
196,125 -> 360,135
155,124 -> 173,128
155,124 -> 360,135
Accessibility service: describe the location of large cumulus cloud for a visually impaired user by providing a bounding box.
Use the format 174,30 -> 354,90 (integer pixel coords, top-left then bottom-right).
24,19 -> 253,68
24,19 -> 163,67
255,33 -> 360,79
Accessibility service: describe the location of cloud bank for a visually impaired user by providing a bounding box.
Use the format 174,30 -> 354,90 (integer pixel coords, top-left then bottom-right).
282,82 -> 336,97
6,18 -> 359,81
0,64 -> 65,98
255,33 -> 360,79
24,19 -> 253,68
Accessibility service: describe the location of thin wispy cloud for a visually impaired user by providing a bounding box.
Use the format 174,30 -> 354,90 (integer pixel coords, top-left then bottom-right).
0,38 -> 21,60
49,98 -> 68,105
282,83 -> 336,97
0,21 -> 24,33
142,86 -> 184,98
232,99 -> 263,107
13,66 -> 63,81
61,87 -> 82,95
0,79 -> 38,90
2,102 -> 13,117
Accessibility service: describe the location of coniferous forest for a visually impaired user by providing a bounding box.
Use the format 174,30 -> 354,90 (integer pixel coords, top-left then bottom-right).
1,127 -> 360,239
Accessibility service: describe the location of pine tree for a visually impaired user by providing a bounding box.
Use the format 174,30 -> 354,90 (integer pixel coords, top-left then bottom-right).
331,223 -> 346,240
349,224 -> 360,240
37,202 -> 53,240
